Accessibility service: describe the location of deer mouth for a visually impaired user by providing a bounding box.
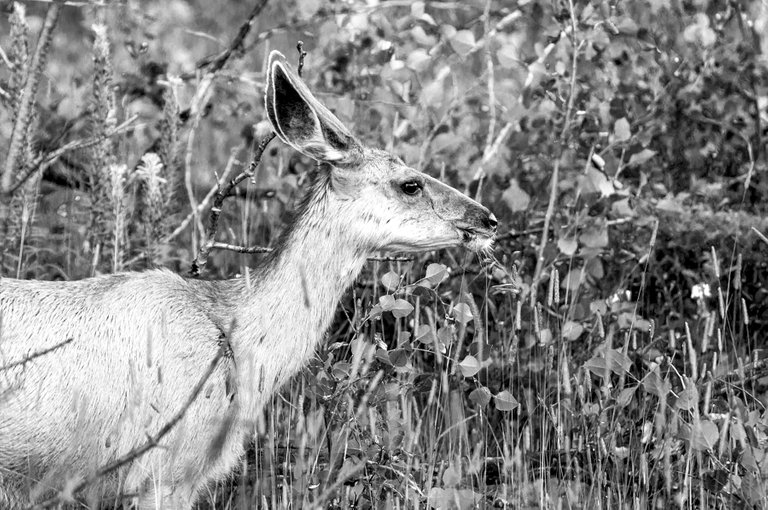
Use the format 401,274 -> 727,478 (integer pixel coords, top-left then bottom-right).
457,226 -> 496,251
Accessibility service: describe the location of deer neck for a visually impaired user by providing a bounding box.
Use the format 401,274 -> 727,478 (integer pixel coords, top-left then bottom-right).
233,176 -> 368,413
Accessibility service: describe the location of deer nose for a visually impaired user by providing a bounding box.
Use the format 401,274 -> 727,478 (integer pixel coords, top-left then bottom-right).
483,213 -> 498,231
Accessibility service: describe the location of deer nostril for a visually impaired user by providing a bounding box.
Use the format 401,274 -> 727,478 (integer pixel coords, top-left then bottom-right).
484,213 -> 498,231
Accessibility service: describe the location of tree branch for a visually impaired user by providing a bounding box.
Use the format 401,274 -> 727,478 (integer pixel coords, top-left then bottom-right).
194,0 -> 270,74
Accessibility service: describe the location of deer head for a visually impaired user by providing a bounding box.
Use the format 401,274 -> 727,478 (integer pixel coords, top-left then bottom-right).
265,51 -> 497,254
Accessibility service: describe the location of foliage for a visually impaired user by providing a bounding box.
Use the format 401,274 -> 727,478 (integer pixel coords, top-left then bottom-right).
1,0 -> 767,508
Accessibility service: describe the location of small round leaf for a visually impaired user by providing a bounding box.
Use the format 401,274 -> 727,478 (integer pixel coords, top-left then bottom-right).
494,390 -> 519,411
458,355 -> 480,377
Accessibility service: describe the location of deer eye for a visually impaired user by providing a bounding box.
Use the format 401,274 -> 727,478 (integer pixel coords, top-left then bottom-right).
400,181 -> 422,196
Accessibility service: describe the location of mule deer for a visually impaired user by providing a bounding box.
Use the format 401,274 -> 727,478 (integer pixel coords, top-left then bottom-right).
0,50 -> 497,508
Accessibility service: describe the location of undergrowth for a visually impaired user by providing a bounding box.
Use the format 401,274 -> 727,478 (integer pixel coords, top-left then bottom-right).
1,1 -> 767,509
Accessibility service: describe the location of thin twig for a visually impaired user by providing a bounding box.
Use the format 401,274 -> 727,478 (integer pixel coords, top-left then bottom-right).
194,0 -> 270,73
296,41 -> 308,76
32,346 -> 227,509
752,227 -> 768,246
2,2 -> 61,193
367,256 -> 414,263
211,242 -> 272,254
0,338 -> 73,372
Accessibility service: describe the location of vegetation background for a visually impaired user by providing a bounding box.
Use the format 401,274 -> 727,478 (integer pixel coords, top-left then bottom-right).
1,0 -> 767,508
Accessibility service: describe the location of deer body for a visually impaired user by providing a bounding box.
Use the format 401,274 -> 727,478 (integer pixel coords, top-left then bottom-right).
0,52 -> 496,508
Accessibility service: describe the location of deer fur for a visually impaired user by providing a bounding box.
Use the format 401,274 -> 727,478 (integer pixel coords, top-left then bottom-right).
0,50 -> 496,508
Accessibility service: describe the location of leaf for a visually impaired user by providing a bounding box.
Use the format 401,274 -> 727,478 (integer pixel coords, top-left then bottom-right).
656,194 -> 685,214
494,390 -> 519,411
406,49 -> 431,72
449,30 -> 475,58
410,1 -> 425,18
502,179 -> 530,212
420,78 -> 445,110
585,166 -> 616,197
703,469 -> 730,493
580,222 -> 609,248
627,148 -> 656,167
381,271 -> 400,291
296,0 -> 322,20
689,419 -> 719,451
590,300 -> 608,315
427,488 -> 445,509
617,386 -> 637,408
415,324 -> 435,344
379,295 -> 395,311
523,60 -> 547,90
558,237 -> 578,256
332,361 -> 350,380
437,325 -> 454,345
391,299 -> 414,318
458,355 -> 480,377
442,464 -> 461,487
614,16 -> 639,35
496,44 -> 519,68
369,304 -> 383,319
584,349 -> 632,378
453,302 -> 473,324
425,263 -> 448,285
611,197 -> 635,217
469,386 -> 492,407
614,117 -> 631,142
676,379 -> 699,411
388,348 -> 409,367
411,25 -> 436,46
561,321 -> 584,341
642,367 -> 670,399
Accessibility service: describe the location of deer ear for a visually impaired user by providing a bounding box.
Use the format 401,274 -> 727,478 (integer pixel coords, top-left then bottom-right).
265,51 -> 362,166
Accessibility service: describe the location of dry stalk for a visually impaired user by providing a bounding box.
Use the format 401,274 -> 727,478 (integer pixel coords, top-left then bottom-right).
530,0 -> 580,307
1,2 -> 60,193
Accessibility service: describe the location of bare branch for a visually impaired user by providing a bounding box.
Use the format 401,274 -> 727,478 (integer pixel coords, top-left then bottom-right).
194,0 -> 270,74
190,132 -> 275,276
189,42 -> 313,276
